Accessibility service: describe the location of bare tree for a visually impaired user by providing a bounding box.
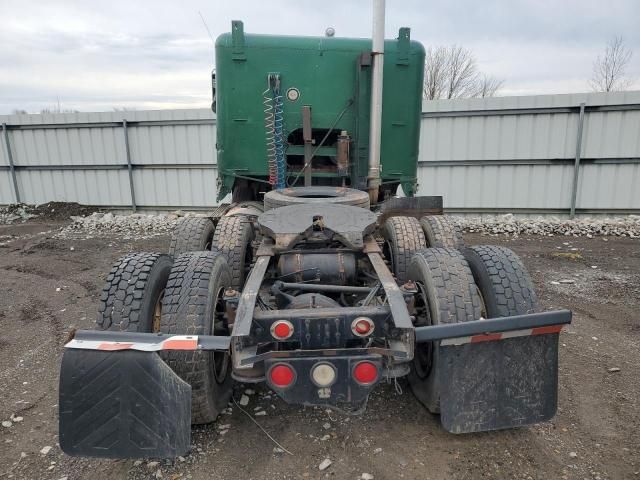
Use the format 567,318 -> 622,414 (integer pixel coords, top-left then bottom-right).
590,36 -> 633,92
40,107 -> 78,114
423,46 -> 447,100
423,45 -> 504,100
445,46 -> 478,99
474,74 -> 505,98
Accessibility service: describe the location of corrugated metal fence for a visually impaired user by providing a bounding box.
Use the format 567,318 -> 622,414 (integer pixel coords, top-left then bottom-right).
419,91 -> 640,216
2,91 -> 639,216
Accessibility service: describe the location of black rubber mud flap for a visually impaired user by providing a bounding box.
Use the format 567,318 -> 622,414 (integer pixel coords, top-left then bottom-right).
59,349 -> 191,458
438,334 -> 559,434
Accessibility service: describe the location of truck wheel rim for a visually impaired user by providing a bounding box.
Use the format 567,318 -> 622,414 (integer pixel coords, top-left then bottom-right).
212,286 -> 230,383
475,284 -> 488,319
152,290 -> 164,333
382,241 -> 395,275
205,232 -> 214,251
412,282 -> 433,379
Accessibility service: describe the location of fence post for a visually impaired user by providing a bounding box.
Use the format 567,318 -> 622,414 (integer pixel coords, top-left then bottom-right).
569,102 -> 586,218
122,119 -> 136,212
2,123 -> 21,204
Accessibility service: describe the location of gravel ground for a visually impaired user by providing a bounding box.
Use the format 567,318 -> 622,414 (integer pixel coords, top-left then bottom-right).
0,212 -> 638,480
455,214 -> 640,238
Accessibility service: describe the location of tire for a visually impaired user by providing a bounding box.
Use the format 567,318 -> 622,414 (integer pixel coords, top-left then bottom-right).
406,248 -> 482,412
212,215 -> 255,289
160,251 -> 233,424
381,216 -> 426,283
263,186 -> 370,211
96,253 -> 172,332
420,215 -> 465,249
463,245 -> 538,318
169,217 -> 215,256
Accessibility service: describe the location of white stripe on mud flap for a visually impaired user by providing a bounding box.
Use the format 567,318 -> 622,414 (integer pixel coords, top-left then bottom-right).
64,335 -> 199,352
440,325 -> 563,346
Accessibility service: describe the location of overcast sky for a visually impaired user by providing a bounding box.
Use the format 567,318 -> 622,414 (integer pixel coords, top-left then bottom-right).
1,0 -> 639,114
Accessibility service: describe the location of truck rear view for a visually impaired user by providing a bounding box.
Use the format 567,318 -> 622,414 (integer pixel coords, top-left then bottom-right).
57,6 -> 570,460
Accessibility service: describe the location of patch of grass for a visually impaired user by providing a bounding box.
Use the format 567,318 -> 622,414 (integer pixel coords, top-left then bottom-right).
551,251 -> 583,260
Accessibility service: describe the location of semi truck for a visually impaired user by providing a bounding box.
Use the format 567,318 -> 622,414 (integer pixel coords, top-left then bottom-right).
58,2 -> 571,459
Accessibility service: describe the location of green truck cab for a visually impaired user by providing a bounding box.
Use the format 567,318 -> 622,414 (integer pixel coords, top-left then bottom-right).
214,21 -> 425,202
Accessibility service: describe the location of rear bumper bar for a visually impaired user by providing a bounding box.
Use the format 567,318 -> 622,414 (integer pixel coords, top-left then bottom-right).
66,331 -> 230,352
414,309 -> 572,343
65,309 -> 571,353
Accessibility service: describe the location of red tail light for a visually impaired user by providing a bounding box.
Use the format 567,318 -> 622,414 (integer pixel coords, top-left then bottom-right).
351,317 -> 374,336
269,364 -> 296,388
353,361 -> 378,385
271,320 -> 294,340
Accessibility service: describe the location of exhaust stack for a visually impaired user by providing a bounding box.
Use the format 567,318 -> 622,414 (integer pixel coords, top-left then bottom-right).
367,0 -> 385,203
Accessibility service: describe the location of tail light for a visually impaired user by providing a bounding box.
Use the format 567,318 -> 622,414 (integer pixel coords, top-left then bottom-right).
351,317 -> 375,337
311,363 -> 337,387
353,361 -> 378,385
269,364 -> 296,388
271,320 -> 294,340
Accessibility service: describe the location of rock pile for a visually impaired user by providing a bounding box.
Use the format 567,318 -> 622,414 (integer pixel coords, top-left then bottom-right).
55,212 -> 184,239
454,214 -> 640,237
0,204 -> 38,224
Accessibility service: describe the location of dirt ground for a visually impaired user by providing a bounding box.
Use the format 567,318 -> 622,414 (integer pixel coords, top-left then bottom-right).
0,220 -> 638,480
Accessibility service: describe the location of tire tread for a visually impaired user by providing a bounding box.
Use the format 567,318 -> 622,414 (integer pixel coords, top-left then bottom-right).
160,251 -> 232,423
169,217 -> 215,256
382,216 -> 427,282
420,215 -> 465,249
212,216 -> 254,289
463,245 -> 538,317
96,252 -> 171,331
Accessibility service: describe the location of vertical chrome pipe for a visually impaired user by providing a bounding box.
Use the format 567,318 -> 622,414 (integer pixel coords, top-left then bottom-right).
368,0 -> 385,204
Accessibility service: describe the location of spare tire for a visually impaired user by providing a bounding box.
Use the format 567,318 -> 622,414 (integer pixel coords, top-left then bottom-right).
263,186 -> 370,211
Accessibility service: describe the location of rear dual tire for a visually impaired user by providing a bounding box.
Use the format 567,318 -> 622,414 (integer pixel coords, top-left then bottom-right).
96,253 -> 172,333
407,245 -> 539,414
381,216 -> 427,283
463,245 -> 538,317
406,248 -> 482,413
160,251 -> 234,424
420,215 -> 464,249
212,216 -> 254,289
96,251 -> 234,425
169,217 -> 216,256
170,212 -> 255,291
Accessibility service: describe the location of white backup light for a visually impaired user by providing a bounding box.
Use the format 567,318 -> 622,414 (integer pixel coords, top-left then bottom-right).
311,363 -> 336,387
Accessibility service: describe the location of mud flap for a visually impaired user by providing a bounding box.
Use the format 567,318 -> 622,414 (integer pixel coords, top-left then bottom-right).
438,334 -> 559,434
59,349 -> 191,458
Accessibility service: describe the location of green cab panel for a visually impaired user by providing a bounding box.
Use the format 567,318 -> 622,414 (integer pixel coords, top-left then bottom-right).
215,21 -> 425,200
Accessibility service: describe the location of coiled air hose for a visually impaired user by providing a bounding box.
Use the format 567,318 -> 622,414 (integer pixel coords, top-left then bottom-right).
263,73 -> 286,189
263,78 -> 276,186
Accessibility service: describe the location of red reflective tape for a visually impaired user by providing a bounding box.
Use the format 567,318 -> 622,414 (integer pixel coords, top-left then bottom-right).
531,325 -> 563,335
470,333 -> 503,343
97,342 -> 134,351
162,338 -> 198,350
